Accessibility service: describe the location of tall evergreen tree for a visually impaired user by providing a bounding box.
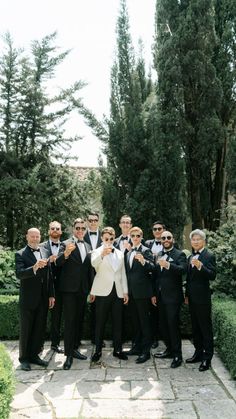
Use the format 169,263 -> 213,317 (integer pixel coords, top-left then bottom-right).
0,32 -> 89,248
154,0 -> 224,230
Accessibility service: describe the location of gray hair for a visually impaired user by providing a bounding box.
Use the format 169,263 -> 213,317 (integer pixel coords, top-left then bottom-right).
189,229 -> 206,240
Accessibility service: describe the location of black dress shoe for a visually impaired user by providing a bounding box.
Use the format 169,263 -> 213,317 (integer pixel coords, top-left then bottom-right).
171,357 -> 182,368
135,353 -> 150,364
154,349 -> 172,359
125,348 -> 141,356
199,360 -> 211,372
30,356 -> 48,367
51,345 -> 64,354
63,356 -> 73,370
151,341 -> 159,349
20,362 -> 31,371
73,350 -> 87,360
113,351 -> 128,360
186,353 -> 202,363
91,352 -> 102,362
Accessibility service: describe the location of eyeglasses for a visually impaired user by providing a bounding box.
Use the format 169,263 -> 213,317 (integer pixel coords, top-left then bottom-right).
75,226 -> 86,231
131,234 -> 141,238
153,227 -> 163,231
50,227 -> 60,231
161,236 -> 172,241
88,219 -> 98,223
104,237 -> 114,242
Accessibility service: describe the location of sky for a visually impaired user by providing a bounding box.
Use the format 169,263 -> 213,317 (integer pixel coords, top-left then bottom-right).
0,0 -> 156,166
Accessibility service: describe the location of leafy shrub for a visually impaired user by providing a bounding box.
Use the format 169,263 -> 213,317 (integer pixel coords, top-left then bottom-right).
206,206 -> 236,298
0,296 -> 19,338
212,296 -> 236,378
0,343 -> 15,419
0,248 -> 19,292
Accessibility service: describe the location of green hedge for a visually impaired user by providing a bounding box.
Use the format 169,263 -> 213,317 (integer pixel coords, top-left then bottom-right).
212,296 -> 236,378
0,343 -> 15,419
0,295 -> 192,340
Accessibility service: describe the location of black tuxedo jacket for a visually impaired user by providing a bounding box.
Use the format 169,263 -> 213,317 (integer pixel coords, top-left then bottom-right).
41,240 -> 62,292
125,245 -> 154,299
84,230 -> 102,249
56,238 -> 94,294
15,245 -> 54,310
155,248 -> 187,304
186,248 -> 216,304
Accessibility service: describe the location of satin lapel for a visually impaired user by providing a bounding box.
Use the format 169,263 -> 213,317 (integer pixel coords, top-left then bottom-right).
25,246 -> 37,264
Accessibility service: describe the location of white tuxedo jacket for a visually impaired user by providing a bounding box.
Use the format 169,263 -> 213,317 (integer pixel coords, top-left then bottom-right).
90,246 -> 128,298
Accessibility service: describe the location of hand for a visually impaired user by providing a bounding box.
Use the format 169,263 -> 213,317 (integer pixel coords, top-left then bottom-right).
33,258 -> 48,272
191,258 -> 202,270
151,296 -> 157,306
64,242 -> 76,258
158,259 -> 169,269
49,297 -> 55,309
123,241 -> 131,251
49,255 -> 57,263
123,294 -> 129,304
101,246 -> 113,257
134,253 -> 145,265
90,294 -> 96,303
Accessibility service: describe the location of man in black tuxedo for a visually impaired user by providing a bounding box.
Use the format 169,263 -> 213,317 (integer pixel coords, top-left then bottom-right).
114,214 -> 133,254
15,228 -> 55,371
185,229 -> 216,371
84,211 -> 102,345
42,221 -> 63,353
154,231 -> 187,368
125,227 -> 154,363
56,218 -> 94,370
145,221 -> 166,349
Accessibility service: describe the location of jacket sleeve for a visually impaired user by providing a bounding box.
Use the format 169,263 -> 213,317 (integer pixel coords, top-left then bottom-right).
15,252 -> 35,279
168,251 -> 187,275
91,249 -> 103,271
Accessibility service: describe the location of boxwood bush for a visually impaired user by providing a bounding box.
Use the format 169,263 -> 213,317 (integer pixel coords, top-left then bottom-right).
0,343 -> 15,419
212,296 -> 236,378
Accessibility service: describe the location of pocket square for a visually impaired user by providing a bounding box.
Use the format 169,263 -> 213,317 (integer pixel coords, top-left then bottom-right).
168,257 -> 174,262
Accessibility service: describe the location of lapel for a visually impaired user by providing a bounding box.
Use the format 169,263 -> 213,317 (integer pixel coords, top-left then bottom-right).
25,245 -> 37,264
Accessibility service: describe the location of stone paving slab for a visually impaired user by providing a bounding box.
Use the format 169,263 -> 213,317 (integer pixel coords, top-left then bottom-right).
3,340 -> 236,418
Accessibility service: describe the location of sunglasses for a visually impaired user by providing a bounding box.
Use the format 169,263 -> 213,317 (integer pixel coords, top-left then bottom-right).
161,236 -> 172,241
104,237 -> 114,242
75,226 -> 86,231
131,234 -> 141,238
50,227 -> 60,231
88,219 -> 98,223
153,227 -> 163,231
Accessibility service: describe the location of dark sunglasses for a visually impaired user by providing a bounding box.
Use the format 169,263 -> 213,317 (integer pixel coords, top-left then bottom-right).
131,234 -> 141,238
161,236 -> 172,241
153,227 -> 163,231
104,237 -> 114,242
50,227 -> 60,231
88,219 -> 98,223
75,226 -> 86,231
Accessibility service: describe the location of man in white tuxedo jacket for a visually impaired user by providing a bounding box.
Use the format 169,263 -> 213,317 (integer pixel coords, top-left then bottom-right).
90,227 -> 129,362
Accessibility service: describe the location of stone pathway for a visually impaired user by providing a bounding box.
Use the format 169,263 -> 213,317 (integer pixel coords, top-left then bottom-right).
3,340 -> 236,418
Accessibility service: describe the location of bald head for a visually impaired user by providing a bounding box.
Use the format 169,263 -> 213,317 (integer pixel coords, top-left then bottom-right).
26,228 -> 41,249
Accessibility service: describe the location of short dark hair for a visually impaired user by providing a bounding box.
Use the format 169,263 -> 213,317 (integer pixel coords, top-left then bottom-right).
73,218 -> 85,227
87,211 -> 99,219
101,226 -> 115,237
152,221 -> 166,229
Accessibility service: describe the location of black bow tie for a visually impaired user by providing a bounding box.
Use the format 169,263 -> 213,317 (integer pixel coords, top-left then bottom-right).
155,241 -> 161,245
121,236 -> 128,241
51,242 -> 59,247
194,251 -> 200,255
77,240 -> 84,244
31,248 -> 40,252
89,232 -> 97,235
132,247 -> 140,252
